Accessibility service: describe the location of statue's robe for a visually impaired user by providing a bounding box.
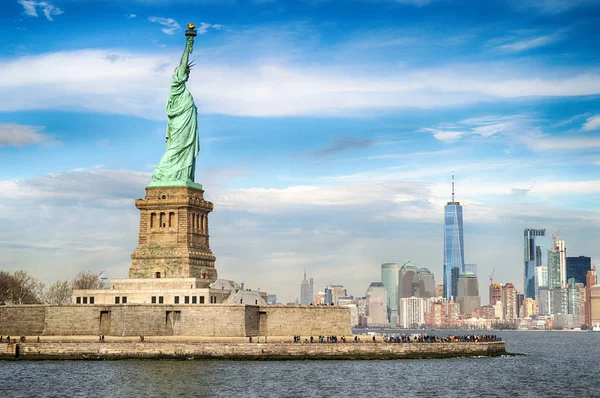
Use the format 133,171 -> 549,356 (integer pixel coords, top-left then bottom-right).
151,64 -> 199,183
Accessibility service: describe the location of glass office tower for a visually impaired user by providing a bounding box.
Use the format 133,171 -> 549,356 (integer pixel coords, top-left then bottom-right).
524,229 -> 546,299
381,263 -> 400,323
443,188 -> 464,300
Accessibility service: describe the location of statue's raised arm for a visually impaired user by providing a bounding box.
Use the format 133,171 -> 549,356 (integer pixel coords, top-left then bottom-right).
148,24 -> 202,189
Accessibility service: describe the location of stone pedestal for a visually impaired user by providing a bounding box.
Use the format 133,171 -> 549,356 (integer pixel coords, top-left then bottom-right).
129,185 -> 217,284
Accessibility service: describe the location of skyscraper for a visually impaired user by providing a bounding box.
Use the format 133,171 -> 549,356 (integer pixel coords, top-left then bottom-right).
443,174 -> 465,300
381,263 -> 400,323
524,229 -> 546,299
489,283 -> 502,306
502,283 -> 517,323
566,256 -> 591,286
300,270 -> 310,305
557,240 -> 567,288
548,248 -> 561,290
457,272 -> 480,315
400,261 -> 419,298
366,282 -> 388,325
417,268 -> 436,298
585,268 -> 597,326
398,297 -> 425,328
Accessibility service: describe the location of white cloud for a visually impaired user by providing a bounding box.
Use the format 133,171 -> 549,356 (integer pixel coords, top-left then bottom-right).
0,123 -> 55,147
422,115 -> 519,142
497,34 -> 559,52
1,50 -> 600,118
522,134 -> 600,151
126,13 -> 137,19
148,16 -> 181,35
197,22 -> 220,35
420,128 -> 466,142
582,115 -> 600,131
17,0 -> 63,21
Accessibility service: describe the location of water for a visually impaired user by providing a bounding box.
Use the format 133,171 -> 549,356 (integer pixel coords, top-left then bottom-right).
1,331 -> 599,398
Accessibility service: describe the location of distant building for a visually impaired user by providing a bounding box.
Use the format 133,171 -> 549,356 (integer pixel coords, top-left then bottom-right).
550,287 -> 568,315
457,272 -> 480,315
425,298 -> 457,328
494,301 -> 504,321
300,270 -> 310,305
472,305 -> 495,319
399,262 -> 419,298
417,268 -> 436,298
399,262 -> 436,300
365,282 -> 388,325
435,284 -> 444,298
524,228 -> 546,299
266,294 -> 277,305
443,175 -> 465,300
535,266 -> 548,301
489,283 -> 502,306
381,263 -> 400,323
566,256 -> 591,286
567,278 -> 586,325
315,291 -> 325,305
324,285 -> 346,305
398,297 -> 425,328
537,287 -> 550,316
547,249 -> 561,290
502,283 -> 517,323
591,285 -> 600,327
520,298 -> 537,318
557,240 -> 567,288
516,293 -> 524,318
585,268 -> 597,326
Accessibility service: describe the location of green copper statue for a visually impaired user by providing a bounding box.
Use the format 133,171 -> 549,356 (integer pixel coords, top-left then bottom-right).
149,24 -> 202,189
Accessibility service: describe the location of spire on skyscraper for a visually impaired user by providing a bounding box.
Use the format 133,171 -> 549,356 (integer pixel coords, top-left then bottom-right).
452,172 -> 455,202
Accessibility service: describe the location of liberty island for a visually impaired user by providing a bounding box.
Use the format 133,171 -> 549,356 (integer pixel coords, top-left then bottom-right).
0,25 -> 506,361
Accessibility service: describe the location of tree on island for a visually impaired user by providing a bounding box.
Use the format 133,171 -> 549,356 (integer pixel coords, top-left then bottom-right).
0,270 -> 105,305
0,270 -> 43,305
43,280 -> 73,305
71,270 -> 104,290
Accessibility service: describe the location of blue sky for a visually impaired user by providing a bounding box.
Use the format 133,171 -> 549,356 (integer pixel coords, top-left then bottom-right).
1,0 -> 599,303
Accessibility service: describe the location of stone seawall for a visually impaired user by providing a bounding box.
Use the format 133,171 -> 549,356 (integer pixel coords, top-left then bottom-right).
0,304 -> 351,337
0,341 -> 507,360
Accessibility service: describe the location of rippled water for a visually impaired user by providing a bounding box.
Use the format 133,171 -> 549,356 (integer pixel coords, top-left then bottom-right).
1,331 -> 599,398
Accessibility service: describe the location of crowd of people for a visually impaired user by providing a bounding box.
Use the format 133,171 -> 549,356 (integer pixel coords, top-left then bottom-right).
382,334 -> 502,343
290,333 -> 501,344
293,335 -> 350,343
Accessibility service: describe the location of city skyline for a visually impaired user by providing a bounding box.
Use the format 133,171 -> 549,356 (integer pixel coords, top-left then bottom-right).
1,0 -> 600,304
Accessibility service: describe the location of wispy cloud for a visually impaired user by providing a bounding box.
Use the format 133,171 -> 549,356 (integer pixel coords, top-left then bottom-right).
307,136 -> 375,157
148,16 -> 180,35
125,13 -> 137,19
513,0 -> 595,14
497,33 -> 560,52
582,115 -> 600,131
17,0 -> 63,21
197,22 -> 223,35
422,115 -> 519,142
522,134 -> 600,151
0,123 -> 56,147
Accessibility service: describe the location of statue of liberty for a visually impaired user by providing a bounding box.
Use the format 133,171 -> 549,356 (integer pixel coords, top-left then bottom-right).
149,24 -> 201,189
